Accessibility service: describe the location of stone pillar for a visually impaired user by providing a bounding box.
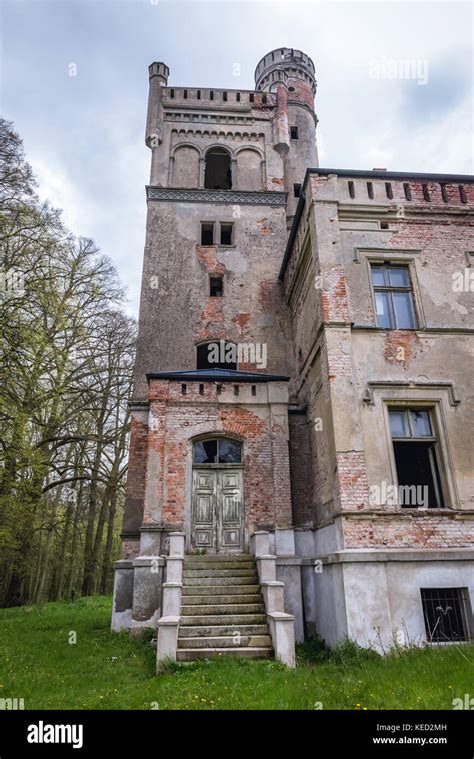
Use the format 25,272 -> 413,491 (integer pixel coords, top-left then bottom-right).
130,556 -> 164,637
111,560 -> 134,631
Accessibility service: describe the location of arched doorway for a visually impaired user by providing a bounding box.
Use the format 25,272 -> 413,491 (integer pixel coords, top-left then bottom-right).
191,436 -> 244,553
204,147 -> 232,190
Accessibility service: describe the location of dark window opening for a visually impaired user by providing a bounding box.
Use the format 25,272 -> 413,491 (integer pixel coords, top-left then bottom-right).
181,384 -> 187,395
199,383 -> 204,395
201,223 -> 214,245
385,182 -> 393,199
367,182 -> 374,199
459,185 -> 467,203
404,183 -> 412,201
293,183 -> 302,198
234,385 -> 239,396
236,92 -> 241,102
421,588 -> 470,643
216,384 -> 222,395
210,275 -> 223,297
371,264 -> 416,329
170,89 -> 175,99
204,148 -> 232,190
251,385 -> 256,396
441,184 -> 448,203
193,437 -> 242,465
290,126 -> 299,139
210,90 -> 214,100
196,341 -> 237,371
183,89 -> 188,99
223,91 -> 227,101
381,222 -> 389,230
220,223 -> 233,245
249,93 -> 254,103
348,181 -> 355,199
422,184 -> 430,201
389,408 -> 443,508
197,90 -> 201,100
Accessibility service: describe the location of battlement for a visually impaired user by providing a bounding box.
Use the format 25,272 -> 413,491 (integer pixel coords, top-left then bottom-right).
160,87 -> 276,110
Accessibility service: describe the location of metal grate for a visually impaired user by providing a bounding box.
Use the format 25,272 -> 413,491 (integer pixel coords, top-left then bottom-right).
421,588 -> 470,643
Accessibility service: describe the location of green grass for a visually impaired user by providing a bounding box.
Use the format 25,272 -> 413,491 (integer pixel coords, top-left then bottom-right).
0,596 -> 472,710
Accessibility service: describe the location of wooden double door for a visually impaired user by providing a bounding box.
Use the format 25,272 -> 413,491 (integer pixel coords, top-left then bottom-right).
191,468 -> 244,553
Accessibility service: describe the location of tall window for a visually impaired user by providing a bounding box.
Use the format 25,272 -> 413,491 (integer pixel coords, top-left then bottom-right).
204,148 -> 232,190
371,264 -> 416,329
389,408 -> 443,507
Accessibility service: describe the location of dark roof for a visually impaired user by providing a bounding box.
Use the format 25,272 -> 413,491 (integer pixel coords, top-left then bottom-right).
146,368 -> 290,383
279,167 -> 474,280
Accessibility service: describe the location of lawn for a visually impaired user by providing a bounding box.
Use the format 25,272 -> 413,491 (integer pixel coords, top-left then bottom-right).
0,596 -> 472,710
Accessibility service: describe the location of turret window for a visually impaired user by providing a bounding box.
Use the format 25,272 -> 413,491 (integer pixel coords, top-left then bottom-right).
290,126 -> 299,139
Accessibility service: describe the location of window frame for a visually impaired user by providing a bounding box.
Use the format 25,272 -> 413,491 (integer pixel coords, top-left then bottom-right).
421,587 -> 472,644
370,262 -> 417,330
209,275 -> 224,297
192,436 -> 243,467
200,221 -> 215,246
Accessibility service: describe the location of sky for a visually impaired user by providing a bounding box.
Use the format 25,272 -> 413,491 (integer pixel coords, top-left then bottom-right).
1,0 -> 473,316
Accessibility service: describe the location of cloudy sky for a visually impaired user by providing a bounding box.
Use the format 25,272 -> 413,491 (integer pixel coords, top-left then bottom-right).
1,0 -> 472,315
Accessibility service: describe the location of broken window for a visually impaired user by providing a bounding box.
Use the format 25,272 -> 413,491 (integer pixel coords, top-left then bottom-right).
196,341 -> 237,371
290,126 -> 299,139
201,223 -> 214,245
421,588 -> 471,643
220,223 -> 233,245
193,437 -> 242,464
371,264 -> 416,329
204,147 -> 232,190
210,275 -> 223,297
389,408 -> 443,508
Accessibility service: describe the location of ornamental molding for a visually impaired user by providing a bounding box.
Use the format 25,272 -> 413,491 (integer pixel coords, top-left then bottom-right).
363,380 -> 460,407
146,186 -> 287,206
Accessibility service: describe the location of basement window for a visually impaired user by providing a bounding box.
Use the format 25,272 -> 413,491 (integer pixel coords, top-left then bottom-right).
371,263 -> 416,329
421,588 -> 471,643
389,408 -> 443,508
290,126 -> 299,139
201,223 -> 215,245
293,183 -> 302,198
210,275 -> 223,297
220,223 -> 233,246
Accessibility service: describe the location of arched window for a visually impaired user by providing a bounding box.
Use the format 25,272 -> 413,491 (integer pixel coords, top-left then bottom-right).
196,340 -> 237,370
204,147 -> 232,190
193,437 -> 242,464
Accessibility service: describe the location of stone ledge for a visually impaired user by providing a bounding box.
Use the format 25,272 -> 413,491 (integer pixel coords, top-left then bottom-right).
315,548 -> 474,565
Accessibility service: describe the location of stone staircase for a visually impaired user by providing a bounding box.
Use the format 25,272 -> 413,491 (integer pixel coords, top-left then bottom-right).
177,554 -> 273,661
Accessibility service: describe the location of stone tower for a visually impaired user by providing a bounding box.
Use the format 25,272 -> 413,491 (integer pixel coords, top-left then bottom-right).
112,49 -> 318,637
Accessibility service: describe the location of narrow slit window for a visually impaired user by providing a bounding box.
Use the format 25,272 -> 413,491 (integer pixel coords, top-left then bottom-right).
293,183 -> 302,198
385,182 -> 393,199
210,275 -> 223,297
348,181 -> 355,199
290,126 -> 299,140
441,184 -> 448,203
236,92 -> 241,102
404,183 -> 412,201
459,185 -> 467,203
220,223 -> 233,246
249,93 -> 254,103
422,184 -> 430,201
367,182 -> 374,199
201,223 -> 214,245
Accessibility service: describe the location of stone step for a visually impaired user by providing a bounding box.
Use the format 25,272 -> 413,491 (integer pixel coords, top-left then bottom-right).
182,584 -> 260,596
177,634 -> 272,649
183,576 -> 258,587
176,647 -> 273,662
184,554 -> 253,562
182,603 -> 264,616
183,569 -> 258,579
182,593 -> 262,606
184,561 -> 255,571
181,613 -> 267,626
178,623 -> 269,638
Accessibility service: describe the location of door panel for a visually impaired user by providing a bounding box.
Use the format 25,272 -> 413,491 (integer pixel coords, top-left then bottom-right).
192,468 -> 244,553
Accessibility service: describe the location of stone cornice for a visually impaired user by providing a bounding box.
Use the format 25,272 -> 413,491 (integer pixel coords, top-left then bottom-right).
146,186 -> 287,206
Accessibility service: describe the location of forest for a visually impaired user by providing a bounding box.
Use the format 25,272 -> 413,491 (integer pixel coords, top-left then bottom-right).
0,118 -> 136,607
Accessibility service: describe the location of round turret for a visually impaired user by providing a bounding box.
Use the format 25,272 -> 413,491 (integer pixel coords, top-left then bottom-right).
255,48 -> 316,98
